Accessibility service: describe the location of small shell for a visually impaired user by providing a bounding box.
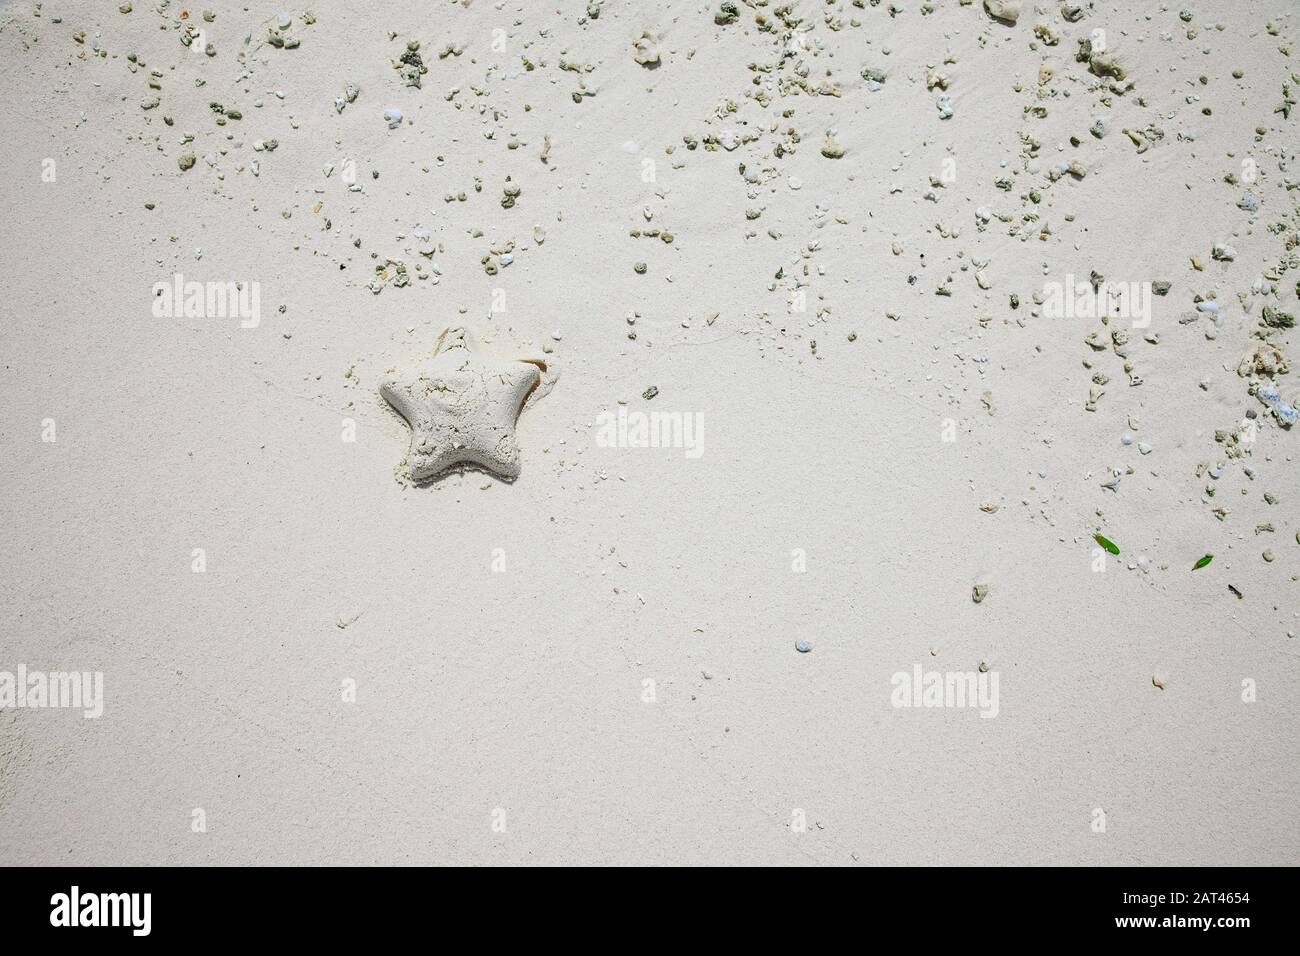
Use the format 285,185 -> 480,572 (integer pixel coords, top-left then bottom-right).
983,0 -> 1022,24
632,32 -> 660,66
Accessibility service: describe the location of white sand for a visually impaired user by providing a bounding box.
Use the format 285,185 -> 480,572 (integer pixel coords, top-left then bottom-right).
0,0 -> 1297,865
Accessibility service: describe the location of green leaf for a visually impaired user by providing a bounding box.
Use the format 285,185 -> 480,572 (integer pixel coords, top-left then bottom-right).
1193,554 -> 1214,570
1094,534 -> 1120,555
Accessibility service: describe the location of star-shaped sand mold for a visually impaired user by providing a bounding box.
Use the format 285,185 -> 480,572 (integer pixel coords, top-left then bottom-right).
381,327 -> 546,482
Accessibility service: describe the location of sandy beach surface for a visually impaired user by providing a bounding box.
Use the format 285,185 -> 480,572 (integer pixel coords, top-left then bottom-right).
1,0 -> 1297,865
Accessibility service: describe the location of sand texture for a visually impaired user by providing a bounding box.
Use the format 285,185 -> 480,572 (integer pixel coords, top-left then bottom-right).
0,0 -> 1297,865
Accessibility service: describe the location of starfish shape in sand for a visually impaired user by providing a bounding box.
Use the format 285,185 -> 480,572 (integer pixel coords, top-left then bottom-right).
380,328 -> 544,482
